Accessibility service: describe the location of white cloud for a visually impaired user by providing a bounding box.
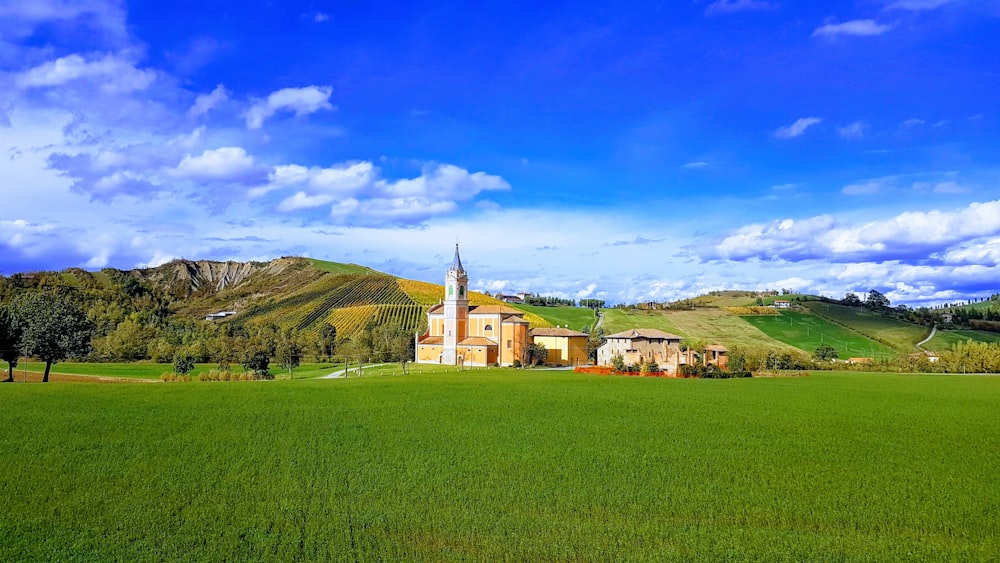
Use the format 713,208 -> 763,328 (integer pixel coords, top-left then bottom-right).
16,53 -> 156,93
838,121 -> 868,140
173,147 -> 258,182
683,161 -> 709,169
269,161 -> 510,225
189,84 -> 229,118
704,0 -> 775,16
885,0 -> 952,11
314,12 -> 330,22
842,178 -> 892,195
774,117 -> 822,139
902,118 -> 926,128
711,198 -> 1000,266
812,20 -> 893,38
245,85 -> 334,129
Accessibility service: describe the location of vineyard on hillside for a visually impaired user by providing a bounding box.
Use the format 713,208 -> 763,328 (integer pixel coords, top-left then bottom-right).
236,269 -> 549,341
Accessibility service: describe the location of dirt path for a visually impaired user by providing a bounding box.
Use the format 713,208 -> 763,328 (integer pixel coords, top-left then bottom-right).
5,371 -> 159,383
916,324 -> 937,350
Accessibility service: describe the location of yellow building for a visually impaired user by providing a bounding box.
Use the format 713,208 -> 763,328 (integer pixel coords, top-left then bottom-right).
530,327 -> 590,366
415,245 -> 532,367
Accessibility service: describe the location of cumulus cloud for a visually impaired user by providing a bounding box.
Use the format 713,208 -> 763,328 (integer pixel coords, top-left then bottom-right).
189,84 -> 230,118
245,85 -> 334,129
704,0 -> 775,15
774,117 -> 822,139
173,147 -> 263,182
0,1 -> 128,44
709,199 -> 1000,265
270,162 -> 510,224
16,53 -> 156,93
812,20 -> 893,38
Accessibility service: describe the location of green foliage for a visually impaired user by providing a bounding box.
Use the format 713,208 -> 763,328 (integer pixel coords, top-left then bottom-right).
173,353 -> 195,375
242,350 -> 272,380
0,305 -> 23,382
814,343 -> 839,361
14,290 -> 94,381
610,353 -> 626,373
527,342 -> 547,366
1,371 -> 997,560
865,289 -> 890,311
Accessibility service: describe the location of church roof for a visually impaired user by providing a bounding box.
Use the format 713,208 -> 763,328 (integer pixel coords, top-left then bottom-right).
605,328 -> 683,341
469,305 -> 524,315
459,337 -> 497,346
530,327 -> 589,338
449,243 -> 465,273
418,336 -> 444,345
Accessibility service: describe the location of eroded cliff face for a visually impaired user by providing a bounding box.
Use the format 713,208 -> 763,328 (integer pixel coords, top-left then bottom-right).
137,257 -> 308,297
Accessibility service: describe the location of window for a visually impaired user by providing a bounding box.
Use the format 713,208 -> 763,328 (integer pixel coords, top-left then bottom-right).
448,285 -> 453,296
507,340 -> 512,349
459,285 -> 465,296
484,324 -> 493,332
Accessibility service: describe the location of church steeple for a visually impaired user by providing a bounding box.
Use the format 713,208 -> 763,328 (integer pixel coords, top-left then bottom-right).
442,243 -> 469,365
449,243 -> 465,274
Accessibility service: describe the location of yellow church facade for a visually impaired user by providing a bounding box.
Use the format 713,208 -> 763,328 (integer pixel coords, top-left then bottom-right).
415,245 -> 533,367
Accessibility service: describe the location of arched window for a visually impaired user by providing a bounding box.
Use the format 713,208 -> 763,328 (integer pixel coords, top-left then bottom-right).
448,285 -> 454,296
459,285 -> 465,296
484,324 -> 493,332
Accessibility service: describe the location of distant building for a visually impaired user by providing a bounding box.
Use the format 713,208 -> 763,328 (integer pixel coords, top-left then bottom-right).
703,344 -> 729,369
597,329 -> 684,374
774,300 -> 791,309
495,294 -> 524,304
530,327 -> 589,366
204,311 -> 237,321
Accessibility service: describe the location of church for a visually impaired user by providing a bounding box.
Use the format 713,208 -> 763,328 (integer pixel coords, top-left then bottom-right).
415,245 -> 533,367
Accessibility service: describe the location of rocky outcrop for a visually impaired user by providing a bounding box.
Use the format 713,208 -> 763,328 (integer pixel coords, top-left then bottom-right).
138,257 -> 308,297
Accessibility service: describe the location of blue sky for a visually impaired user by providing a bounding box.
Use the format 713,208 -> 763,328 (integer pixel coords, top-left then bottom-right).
1,0 -> 998,306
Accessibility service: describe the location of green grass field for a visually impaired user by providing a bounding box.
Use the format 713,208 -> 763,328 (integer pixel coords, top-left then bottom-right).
802,302 -> 929,351
602,308 -> 800,351
514,304 -> 599,332
1,370 -> 997,560
922,329 -> 1000,353
742,310 -> 893,359
17,361 -> 347,380
306,258 -> 377,275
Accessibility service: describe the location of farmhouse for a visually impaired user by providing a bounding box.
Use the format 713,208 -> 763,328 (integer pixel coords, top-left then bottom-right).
703,344 -> 729,369
530,327 -> 589,367
597,328 -> 685,374
415,245 -> 532,367
774,300 -> 791,309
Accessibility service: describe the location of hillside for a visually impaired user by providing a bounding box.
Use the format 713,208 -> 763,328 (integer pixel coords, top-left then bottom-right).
3,257 -> 552,345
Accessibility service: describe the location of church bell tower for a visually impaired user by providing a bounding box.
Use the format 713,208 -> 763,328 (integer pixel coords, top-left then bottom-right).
441,244 -> 469,365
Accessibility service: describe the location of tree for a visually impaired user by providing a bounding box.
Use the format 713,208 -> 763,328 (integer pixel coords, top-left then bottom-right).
864,289 -> 890,311
610,353 -> 626,373
15,291 -> 94,382
318,323 -> 337,360
0,305 -> 23,382
276,330 -> 301,378
587,326 -> 606,363
842,292 -> 862,307
814,343 -> 839,361
527,342 -> 548,366
173,352 -> 195,376
242,350 -> 272,380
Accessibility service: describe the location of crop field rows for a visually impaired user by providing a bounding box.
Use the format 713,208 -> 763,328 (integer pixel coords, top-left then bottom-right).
1,371 -> 997,560
742,310 -> 892,359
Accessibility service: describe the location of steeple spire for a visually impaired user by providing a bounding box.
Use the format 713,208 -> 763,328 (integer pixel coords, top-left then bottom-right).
450,243 -> 465,273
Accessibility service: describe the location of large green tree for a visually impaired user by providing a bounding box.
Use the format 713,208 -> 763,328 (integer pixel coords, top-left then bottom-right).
0,305 -> 23,382
16,291 -> 94,382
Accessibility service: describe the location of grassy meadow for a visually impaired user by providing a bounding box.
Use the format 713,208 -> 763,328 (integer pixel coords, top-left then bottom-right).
802,302 -> 928,351
2,370 -> 998,560
514,304 -> 599,332
602,308 -> 799,351
14,361 -> 355,381
742,310 -> 893,359
922,329 -> 1000,353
